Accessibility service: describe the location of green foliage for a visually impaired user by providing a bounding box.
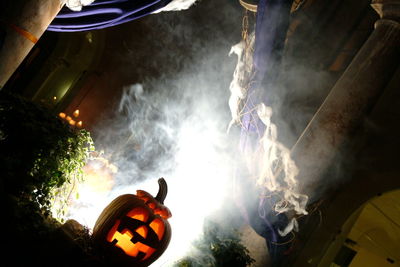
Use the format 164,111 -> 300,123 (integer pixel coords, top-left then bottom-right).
175,220 -> 255,267
0,91 -> 94,224
47,127 -> 95,221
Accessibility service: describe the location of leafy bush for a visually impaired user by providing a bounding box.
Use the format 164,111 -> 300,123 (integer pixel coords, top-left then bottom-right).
0,91 -> 94,222
175,220 -> 255,267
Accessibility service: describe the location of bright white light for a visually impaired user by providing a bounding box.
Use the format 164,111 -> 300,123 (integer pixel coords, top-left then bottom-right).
159,120 -> 232,263
64,99 -> 234,265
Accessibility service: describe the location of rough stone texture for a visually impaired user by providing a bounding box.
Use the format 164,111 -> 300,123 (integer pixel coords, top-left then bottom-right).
290,1 -> 400,200
240,224 -> 270,267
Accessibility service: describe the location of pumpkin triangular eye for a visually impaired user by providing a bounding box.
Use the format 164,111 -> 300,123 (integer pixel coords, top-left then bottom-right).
126,207 -> 149,222
149,218 -> 165,240
135,225 -> 148,238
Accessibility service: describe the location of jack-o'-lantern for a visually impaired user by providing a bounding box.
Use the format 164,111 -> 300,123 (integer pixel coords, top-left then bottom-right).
92,178 -> 172,267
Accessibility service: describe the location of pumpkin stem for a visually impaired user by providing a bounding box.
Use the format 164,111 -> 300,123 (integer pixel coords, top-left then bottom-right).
155,178 -> 168,204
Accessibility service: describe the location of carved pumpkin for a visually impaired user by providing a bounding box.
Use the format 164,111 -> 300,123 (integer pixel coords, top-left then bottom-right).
92,178 -> 172,266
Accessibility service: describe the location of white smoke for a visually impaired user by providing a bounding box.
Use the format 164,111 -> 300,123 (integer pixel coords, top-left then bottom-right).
227,33 -> 254,133
257,103 -> 308,216
65,40 -> 241,264
228,36 -> 308,236
65,0 -> 95,11
155,0 -> 199,13
61,1 -> 251,264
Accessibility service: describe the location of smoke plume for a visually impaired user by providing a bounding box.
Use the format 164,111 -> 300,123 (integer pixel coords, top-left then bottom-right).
66,3 -> 245,263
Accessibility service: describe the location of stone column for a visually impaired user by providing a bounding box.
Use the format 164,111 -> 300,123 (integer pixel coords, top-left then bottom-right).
0,0 -> 65,89
290,0 -> 400,198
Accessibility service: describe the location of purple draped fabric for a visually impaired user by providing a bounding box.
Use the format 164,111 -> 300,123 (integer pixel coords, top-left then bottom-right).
237,0 -> 294,264
48,0 -> 173,32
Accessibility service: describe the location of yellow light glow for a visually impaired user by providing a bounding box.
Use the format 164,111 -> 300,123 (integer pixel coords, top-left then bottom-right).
73,109 -> 80,118
59,112 -> 66,119
56,157 -> 117,225
81,158 -> 116,193
77,121 -> 83,127
127,207 -> 148,222
107,220 -> 156,260
69,119 -> 76,126
66,116 -> 72,121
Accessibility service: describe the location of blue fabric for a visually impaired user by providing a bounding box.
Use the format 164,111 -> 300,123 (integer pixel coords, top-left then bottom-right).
241,0 -> 292,134
48,0 -> 173,32
237,0 -> 294,265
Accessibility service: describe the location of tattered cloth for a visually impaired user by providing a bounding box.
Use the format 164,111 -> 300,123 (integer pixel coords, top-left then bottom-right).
236,0 -> 295,265
47,0 -> 173,32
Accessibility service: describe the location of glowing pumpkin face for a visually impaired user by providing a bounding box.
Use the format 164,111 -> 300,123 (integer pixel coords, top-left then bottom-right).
106,207 -> 166,261
93,178 -> 172,267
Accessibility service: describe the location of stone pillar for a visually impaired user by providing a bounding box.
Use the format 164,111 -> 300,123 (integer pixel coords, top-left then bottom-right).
0,0 -> 65,89
290,0 -> 400,198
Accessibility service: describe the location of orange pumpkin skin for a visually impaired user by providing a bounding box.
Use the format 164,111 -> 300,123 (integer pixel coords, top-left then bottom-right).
92,179 -> 171,267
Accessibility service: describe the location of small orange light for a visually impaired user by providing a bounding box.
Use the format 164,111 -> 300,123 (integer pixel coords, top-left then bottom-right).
77,121 -> 83,127
73,109 -> 80,118
59,112 -> 66,119
69,120 -> 76,126
66,116 -> 72,121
